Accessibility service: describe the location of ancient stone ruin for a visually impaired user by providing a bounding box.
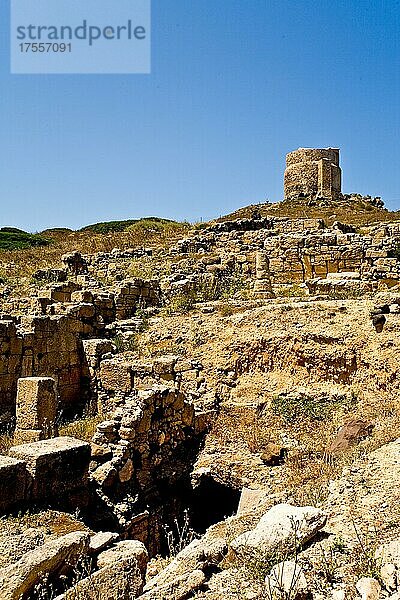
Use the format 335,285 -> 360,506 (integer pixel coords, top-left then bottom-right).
284,147 -> 342,201
1,150 -> 400,598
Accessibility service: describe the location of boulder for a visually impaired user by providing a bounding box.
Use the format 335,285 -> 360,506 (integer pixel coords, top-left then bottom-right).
230,504 -> 326,558
89,532 -> 119,554
0,531 -> 89,600
237,487 -> 269,516
140,569 -> 206,600
327,419 -> 373,454
144,537 -> 227,593
375,538 -> 400,592
59,556 -> 144,600
371,314 -> 386,333
9,437 -> 91,503
380,562 -> 397,593
0,456 -> 28,513
97,540 -> 148,575
261,443 -> 287,466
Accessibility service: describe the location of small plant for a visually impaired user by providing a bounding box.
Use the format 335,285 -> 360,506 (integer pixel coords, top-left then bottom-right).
0,422 -> 14,453
351,518 -> 381,581
246,414 -> 271,454
165,289 -> 197,314
128,257 -> 156,280
112,333 -> 139,353
219,269 -> 250,300
275,284 -> 307,298
31,556 -> 96,600
316,543 -> 344,584
162,509 -> 199,558
59,414 -> 103,442
219,303 -> 236,316
329,288 -> 366,300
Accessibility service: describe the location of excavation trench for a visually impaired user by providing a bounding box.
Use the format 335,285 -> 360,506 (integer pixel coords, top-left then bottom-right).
85,444 -> 241,558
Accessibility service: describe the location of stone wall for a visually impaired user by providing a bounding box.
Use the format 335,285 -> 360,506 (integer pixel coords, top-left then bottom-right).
0,315 -> 87,422
90,385 -> 209,550
0,278 -> 163,423
96,354 -> 213,415
169,216 -> 400,289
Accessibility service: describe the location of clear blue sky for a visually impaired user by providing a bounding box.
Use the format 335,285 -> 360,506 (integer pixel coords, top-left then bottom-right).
1,0 -> 399,231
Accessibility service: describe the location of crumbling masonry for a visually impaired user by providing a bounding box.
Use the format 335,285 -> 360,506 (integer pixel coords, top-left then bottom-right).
284,147 -> 342,201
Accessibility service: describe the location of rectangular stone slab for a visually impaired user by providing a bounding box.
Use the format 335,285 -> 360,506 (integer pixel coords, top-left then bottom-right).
16,377 -> 57,431
9,436 -> 90,501
0,455 -> 28,513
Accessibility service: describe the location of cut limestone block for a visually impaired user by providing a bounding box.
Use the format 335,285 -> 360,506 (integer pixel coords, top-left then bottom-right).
9,436 -> 90,502
13,429 -> 43,445
16,377 -> 58,438
0,456 -> 28,514
99,359 -> 134,393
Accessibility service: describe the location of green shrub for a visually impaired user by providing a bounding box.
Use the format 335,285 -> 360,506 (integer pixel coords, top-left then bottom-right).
165,290 -> 197,314
0,230 -> 50,251
271,390 -> 357,423
112,334 -> 139,353
81,217 -> 188,235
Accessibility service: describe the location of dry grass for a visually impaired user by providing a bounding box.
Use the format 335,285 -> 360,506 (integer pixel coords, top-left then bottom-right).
59,414 -> 103,442
0,221 -> 190,292
0,432 -> 14,454
1,509 -> 92,536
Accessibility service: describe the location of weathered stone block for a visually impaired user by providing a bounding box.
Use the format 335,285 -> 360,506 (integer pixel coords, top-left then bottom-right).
9,436 -> 91,502
16,377 -> 58,435
82,339 -> 113,358
0,531 -> 90,600
0,456 -> 28,513
99,360 -> 134,393
13,429 -> 43,445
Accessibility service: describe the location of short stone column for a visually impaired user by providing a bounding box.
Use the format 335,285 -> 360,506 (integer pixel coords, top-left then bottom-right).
253,251 -> 274,297
14,377 -> 58,444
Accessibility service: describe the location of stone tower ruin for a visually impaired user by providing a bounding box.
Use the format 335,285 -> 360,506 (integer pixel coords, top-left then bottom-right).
284,147 -> 342,201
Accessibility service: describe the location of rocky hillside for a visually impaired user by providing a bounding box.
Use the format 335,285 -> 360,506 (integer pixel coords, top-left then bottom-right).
1,199 -> 400,599
219,195 -> 398,227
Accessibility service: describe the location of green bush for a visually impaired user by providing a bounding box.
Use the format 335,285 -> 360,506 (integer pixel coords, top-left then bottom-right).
271,390 -> 357,423
81,217 -> 188,234
0,229 -> 50,251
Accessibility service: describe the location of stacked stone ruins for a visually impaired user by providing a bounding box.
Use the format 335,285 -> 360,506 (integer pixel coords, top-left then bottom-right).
0,146 -> 399,563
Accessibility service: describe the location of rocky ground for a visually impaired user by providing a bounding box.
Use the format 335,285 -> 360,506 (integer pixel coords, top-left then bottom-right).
2,199 -> 400,599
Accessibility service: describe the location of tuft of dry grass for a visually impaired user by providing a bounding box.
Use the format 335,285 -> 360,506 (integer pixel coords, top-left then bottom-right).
59,415 -> 103,442
1,509 -> 92,536
0,433 -> 14,454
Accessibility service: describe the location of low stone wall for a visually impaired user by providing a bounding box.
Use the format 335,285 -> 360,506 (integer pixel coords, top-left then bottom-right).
96,354 -> 211,415
90,385 -> 210,549
169,217 -> 400,288
0,316 -> 87,421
